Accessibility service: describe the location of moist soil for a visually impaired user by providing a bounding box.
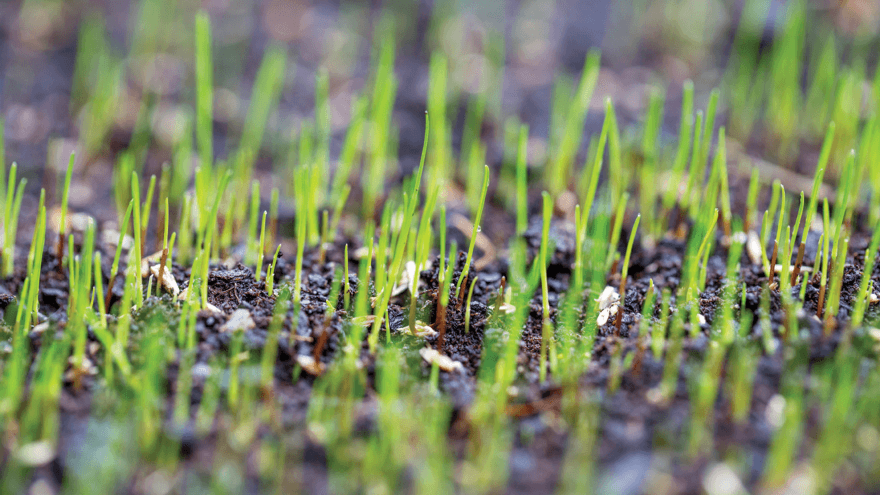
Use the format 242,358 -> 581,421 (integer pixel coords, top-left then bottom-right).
4,196 -> 880,494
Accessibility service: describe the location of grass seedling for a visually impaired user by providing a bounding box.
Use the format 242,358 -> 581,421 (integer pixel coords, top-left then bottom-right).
130,173 -> 144,305
615,215 -> 640,334
436,241 -> 457,355
71,219 -> 96,389
55,153 -> 74,262
744,168 -> 760,232
256,211 -> 267,282
632,278 -> 655,373
265,245 -> 281,296
195,10 -> 213,168
343,244 -> 351,310
850,221 -> 880,328
464,275 -> 479,334
801,123 -> 834,241
368,114 -> 428,352
824,236 -> 849,333
409,186 -> 439,333
769,183 -> 785,289
188,169 -> 232,308
455,164 -> 489,307
236,45 -> 287,177
539,192 -> 553,383
22,189 -> 47,330
817,199 -> 830,318
661,80 -> 694,214
640,89 -> 664,236
106,200 -> 133,310
0,117 -> 4,204
547,51 -> 600,195
605,192 -> 630,270
318,210 -> 330,264
363,37 -> 398,218
2,163 -> 27,277
789,192 -> 806,286
687,338 -> 726,456
141,174 -> 156,249
294,201 -> 307,303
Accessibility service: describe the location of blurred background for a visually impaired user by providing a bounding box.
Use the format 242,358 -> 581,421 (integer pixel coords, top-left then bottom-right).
1,0 -> 878,226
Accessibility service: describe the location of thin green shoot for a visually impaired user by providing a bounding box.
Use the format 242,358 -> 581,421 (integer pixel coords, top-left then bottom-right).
2,163 -> 27,277
817,199 -> 831,317
107,200 -> 134,310
455,164 -> 489,306
578,99 -> 611,243
195,10 -> 213,168
615,215 -> 640,333
789,192 -> 805,286
851,220 -> 880,328
605,192 -> 630,270
436,241 -> 457,355
237,45 -> 288,177
662,80 -> 694,212
539,192 -> 552,383
368,113 -> 429,352
141,174 -> 156,250
548,51 -> 600,195
256,211 -> 267,282
131,173 -> 144,305
56,152 -> 75,260
801,123 -> 834,241
266,245 -> 281,296
745,168 -> 760,232
294,202 -> 307,304
343,244 -> 351,310
464,275 -> 479,334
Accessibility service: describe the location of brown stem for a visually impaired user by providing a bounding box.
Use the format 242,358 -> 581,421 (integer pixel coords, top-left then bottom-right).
435,302 -> 447,354
817,284 -> 827,319
822,315 -> 836,338
790,242 -> 805,286
269,216 -> 278,254
157,248 -> 168,294
105,272 -> 118,312
313,316 -> 332,363
456,274 -> 468,310
609,258 -> 620,278
56,230 -> 65,271
768,241 -> 778,288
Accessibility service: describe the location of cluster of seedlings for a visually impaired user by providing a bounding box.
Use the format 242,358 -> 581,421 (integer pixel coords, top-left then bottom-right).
2,0 -> 880,493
